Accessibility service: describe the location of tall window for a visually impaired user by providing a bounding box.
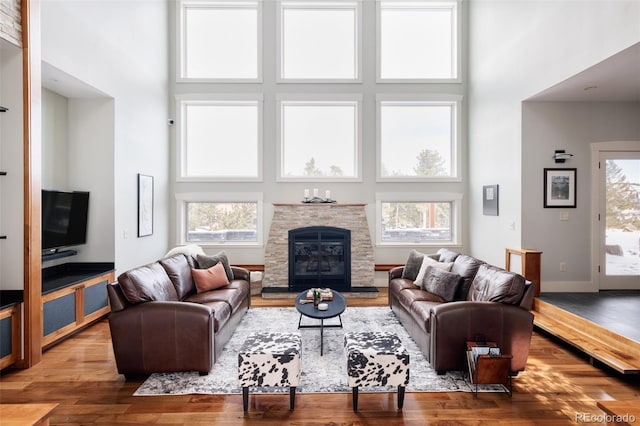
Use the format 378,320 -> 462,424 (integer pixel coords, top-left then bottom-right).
278,96 -> 361,181
376,194 -> 462,245
378,0 -> 458,81
179,0 -> 261,81
178,96 -> 262,181
378,97 -> 459,181
279,0 -> 360,81
176,194 -> 263,246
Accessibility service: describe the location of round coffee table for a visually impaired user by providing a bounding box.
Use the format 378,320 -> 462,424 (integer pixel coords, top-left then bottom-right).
295,290 -> 346,356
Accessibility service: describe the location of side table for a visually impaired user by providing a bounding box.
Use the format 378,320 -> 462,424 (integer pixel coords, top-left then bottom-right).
465,341 -> 513,397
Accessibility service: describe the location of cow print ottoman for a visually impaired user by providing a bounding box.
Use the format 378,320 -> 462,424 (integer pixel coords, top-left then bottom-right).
344,331 -> 409,411
238,332 -> 301,412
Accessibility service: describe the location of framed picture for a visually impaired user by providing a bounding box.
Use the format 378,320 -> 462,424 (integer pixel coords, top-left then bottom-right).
544,168 -> 576,208
137,174 -> 154,237
483,184 -> 499,216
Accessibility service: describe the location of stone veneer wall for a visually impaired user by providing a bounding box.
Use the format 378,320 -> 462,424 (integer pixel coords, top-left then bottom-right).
263,203 -> 374,289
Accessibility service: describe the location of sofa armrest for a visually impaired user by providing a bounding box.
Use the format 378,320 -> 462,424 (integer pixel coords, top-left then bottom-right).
107,282 -> 130,312
108,301 -> 215,375
231,266 -> 250,282
389,266 -> 404,281
429,301 -> 533,373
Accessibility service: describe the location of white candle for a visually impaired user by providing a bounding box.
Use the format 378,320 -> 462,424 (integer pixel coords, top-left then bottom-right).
304,189 -> 310,199
313,188 -> 319,198
325,190 -> 331,199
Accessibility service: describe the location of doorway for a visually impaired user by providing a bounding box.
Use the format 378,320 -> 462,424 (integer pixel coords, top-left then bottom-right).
597,150 -> 640,289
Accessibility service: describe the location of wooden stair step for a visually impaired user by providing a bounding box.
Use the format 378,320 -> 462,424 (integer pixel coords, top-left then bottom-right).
533,299 -> 640,375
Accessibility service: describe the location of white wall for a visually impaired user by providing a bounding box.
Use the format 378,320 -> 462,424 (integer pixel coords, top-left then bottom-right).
0,40 -> 23,290
41,89 -> 68,190
41,0 -> 169,274
468,1 -> 640,274
522,102 -> 640,291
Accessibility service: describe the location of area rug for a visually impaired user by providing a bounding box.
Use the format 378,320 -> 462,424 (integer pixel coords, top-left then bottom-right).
134,307 -> 496,396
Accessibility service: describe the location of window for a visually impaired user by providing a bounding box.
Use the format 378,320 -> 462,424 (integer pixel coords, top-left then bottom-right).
179,0 -> 261,81
377,96 -> 460,181
376,193 -> 462,245
178,96 -> 262,181
278,96 -> 361,181
279,0 -> 360,81
176,193 -> 263,246
378,0 -> 458,81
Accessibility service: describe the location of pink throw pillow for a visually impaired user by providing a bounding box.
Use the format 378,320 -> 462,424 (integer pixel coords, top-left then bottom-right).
192,262 -> 230,293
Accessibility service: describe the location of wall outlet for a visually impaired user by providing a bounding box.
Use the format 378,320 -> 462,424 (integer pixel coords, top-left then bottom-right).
560,211 -> 569,221
124,228 -> 129,239
560,262 -> 566,272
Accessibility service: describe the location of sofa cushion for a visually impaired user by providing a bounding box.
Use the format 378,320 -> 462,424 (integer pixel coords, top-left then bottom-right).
186,286 -> 249,312
414,256 -> 453,286
196,251 -> 234,281
420,266 -> 463,302
192,263 -> 230,293
468,264 -> 526,304
437,248 -> 460,263
159,254 -> 195,300
451,254 -> 485,300
402,250 -> 440,281
117,262 -> 178,304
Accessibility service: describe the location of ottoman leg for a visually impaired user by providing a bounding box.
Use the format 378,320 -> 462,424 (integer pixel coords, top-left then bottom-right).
352,387 -> 358,411
397,386 -> 405,409
289,387 -> 296,410
242,387 -> 249,412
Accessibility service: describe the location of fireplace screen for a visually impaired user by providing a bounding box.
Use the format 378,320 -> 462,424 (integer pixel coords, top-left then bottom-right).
288,226 -> 351,292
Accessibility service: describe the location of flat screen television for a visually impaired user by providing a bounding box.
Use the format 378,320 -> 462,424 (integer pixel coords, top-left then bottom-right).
42,190 -> 90,253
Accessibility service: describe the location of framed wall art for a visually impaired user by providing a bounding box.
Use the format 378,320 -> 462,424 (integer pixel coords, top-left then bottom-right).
137,174 -> 154,237
544,168 -> 576,208
483,184 -> 499,216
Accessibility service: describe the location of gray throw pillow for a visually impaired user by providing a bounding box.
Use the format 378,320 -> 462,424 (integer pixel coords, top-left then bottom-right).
196,251 -> 234,281
401,250 -> 425,281
421,266 -> 463,302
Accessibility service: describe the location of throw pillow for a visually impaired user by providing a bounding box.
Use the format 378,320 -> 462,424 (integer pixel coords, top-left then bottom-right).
420,266 -> 463,302
192,262 -> 230,293
414,256 -> 453,286
196,251 -> 234,281
401,249 -> 424,281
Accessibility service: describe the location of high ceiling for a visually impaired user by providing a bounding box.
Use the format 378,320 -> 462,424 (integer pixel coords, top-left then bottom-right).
528,42 -> 640,102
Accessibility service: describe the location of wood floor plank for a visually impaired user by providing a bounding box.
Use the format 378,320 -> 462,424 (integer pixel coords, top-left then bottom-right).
1,291 -> 639,424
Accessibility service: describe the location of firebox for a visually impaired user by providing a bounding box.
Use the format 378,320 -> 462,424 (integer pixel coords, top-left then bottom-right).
288,226 -> 351,292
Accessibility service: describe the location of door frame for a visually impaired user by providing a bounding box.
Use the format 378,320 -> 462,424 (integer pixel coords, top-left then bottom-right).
590,141 -> 640,290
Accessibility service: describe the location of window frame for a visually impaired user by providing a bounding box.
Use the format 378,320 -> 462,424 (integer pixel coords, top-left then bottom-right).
277,0 -> 362,83
176,94 -> 263,182
276,94 -> 363,182
177,0 -> 263,83
376,94 -> 462,182
175,192 -> 264,247
375,192 -> 463,247
376,0 -> 460,83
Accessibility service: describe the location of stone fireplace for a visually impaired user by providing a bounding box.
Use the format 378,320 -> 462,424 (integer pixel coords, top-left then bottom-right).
263,203 -> 375,293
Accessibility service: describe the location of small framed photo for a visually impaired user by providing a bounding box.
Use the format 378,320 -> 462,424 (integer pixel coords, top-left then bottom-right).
544,168 -> 576,208
137,174 -> 154,237
489,347 -> 501,356
483,184 -> 499,216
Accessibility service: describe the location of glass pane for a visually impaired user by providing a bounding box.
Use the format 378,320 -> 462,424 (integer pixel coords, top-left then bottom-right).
380,3 -> 455,79
605,159 -> 640,276
186,202 -> 257,242
184,103 -> 259,177
184,6 -> 258,79
281,103 -> 357,178
381,202 -> 452,242
282,7 -> 357,79
380,103 -> 453,177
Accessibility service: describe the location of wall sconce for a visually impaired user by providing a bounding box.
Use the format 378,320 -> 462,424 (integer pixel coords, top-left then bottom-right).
553,150 -> 573,163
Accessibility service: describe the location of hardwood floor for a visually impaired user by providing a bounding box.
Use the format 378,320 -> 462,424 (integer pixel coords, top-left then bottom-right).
1,290 -> 639,425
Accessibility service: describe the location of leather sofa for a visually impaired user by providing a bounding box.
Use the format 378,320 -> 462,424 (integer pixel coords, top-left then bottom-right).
389,248 -> 535,375
106,253 -> 250,376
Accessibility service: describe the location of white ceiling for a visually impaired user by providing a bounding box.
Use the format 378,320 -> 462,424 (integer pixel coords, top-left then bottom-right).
528,42 -> 640,102
41,62 -> 110,99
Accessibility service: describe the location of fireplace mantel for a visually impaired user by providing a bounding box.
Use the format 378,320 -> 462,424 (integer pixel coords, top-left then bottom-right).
263,203 -> 374,291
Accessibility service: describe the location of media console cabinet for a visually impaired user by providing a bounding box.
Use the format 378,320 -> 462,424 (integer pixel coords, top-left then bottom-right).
41,262 -> 115,348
